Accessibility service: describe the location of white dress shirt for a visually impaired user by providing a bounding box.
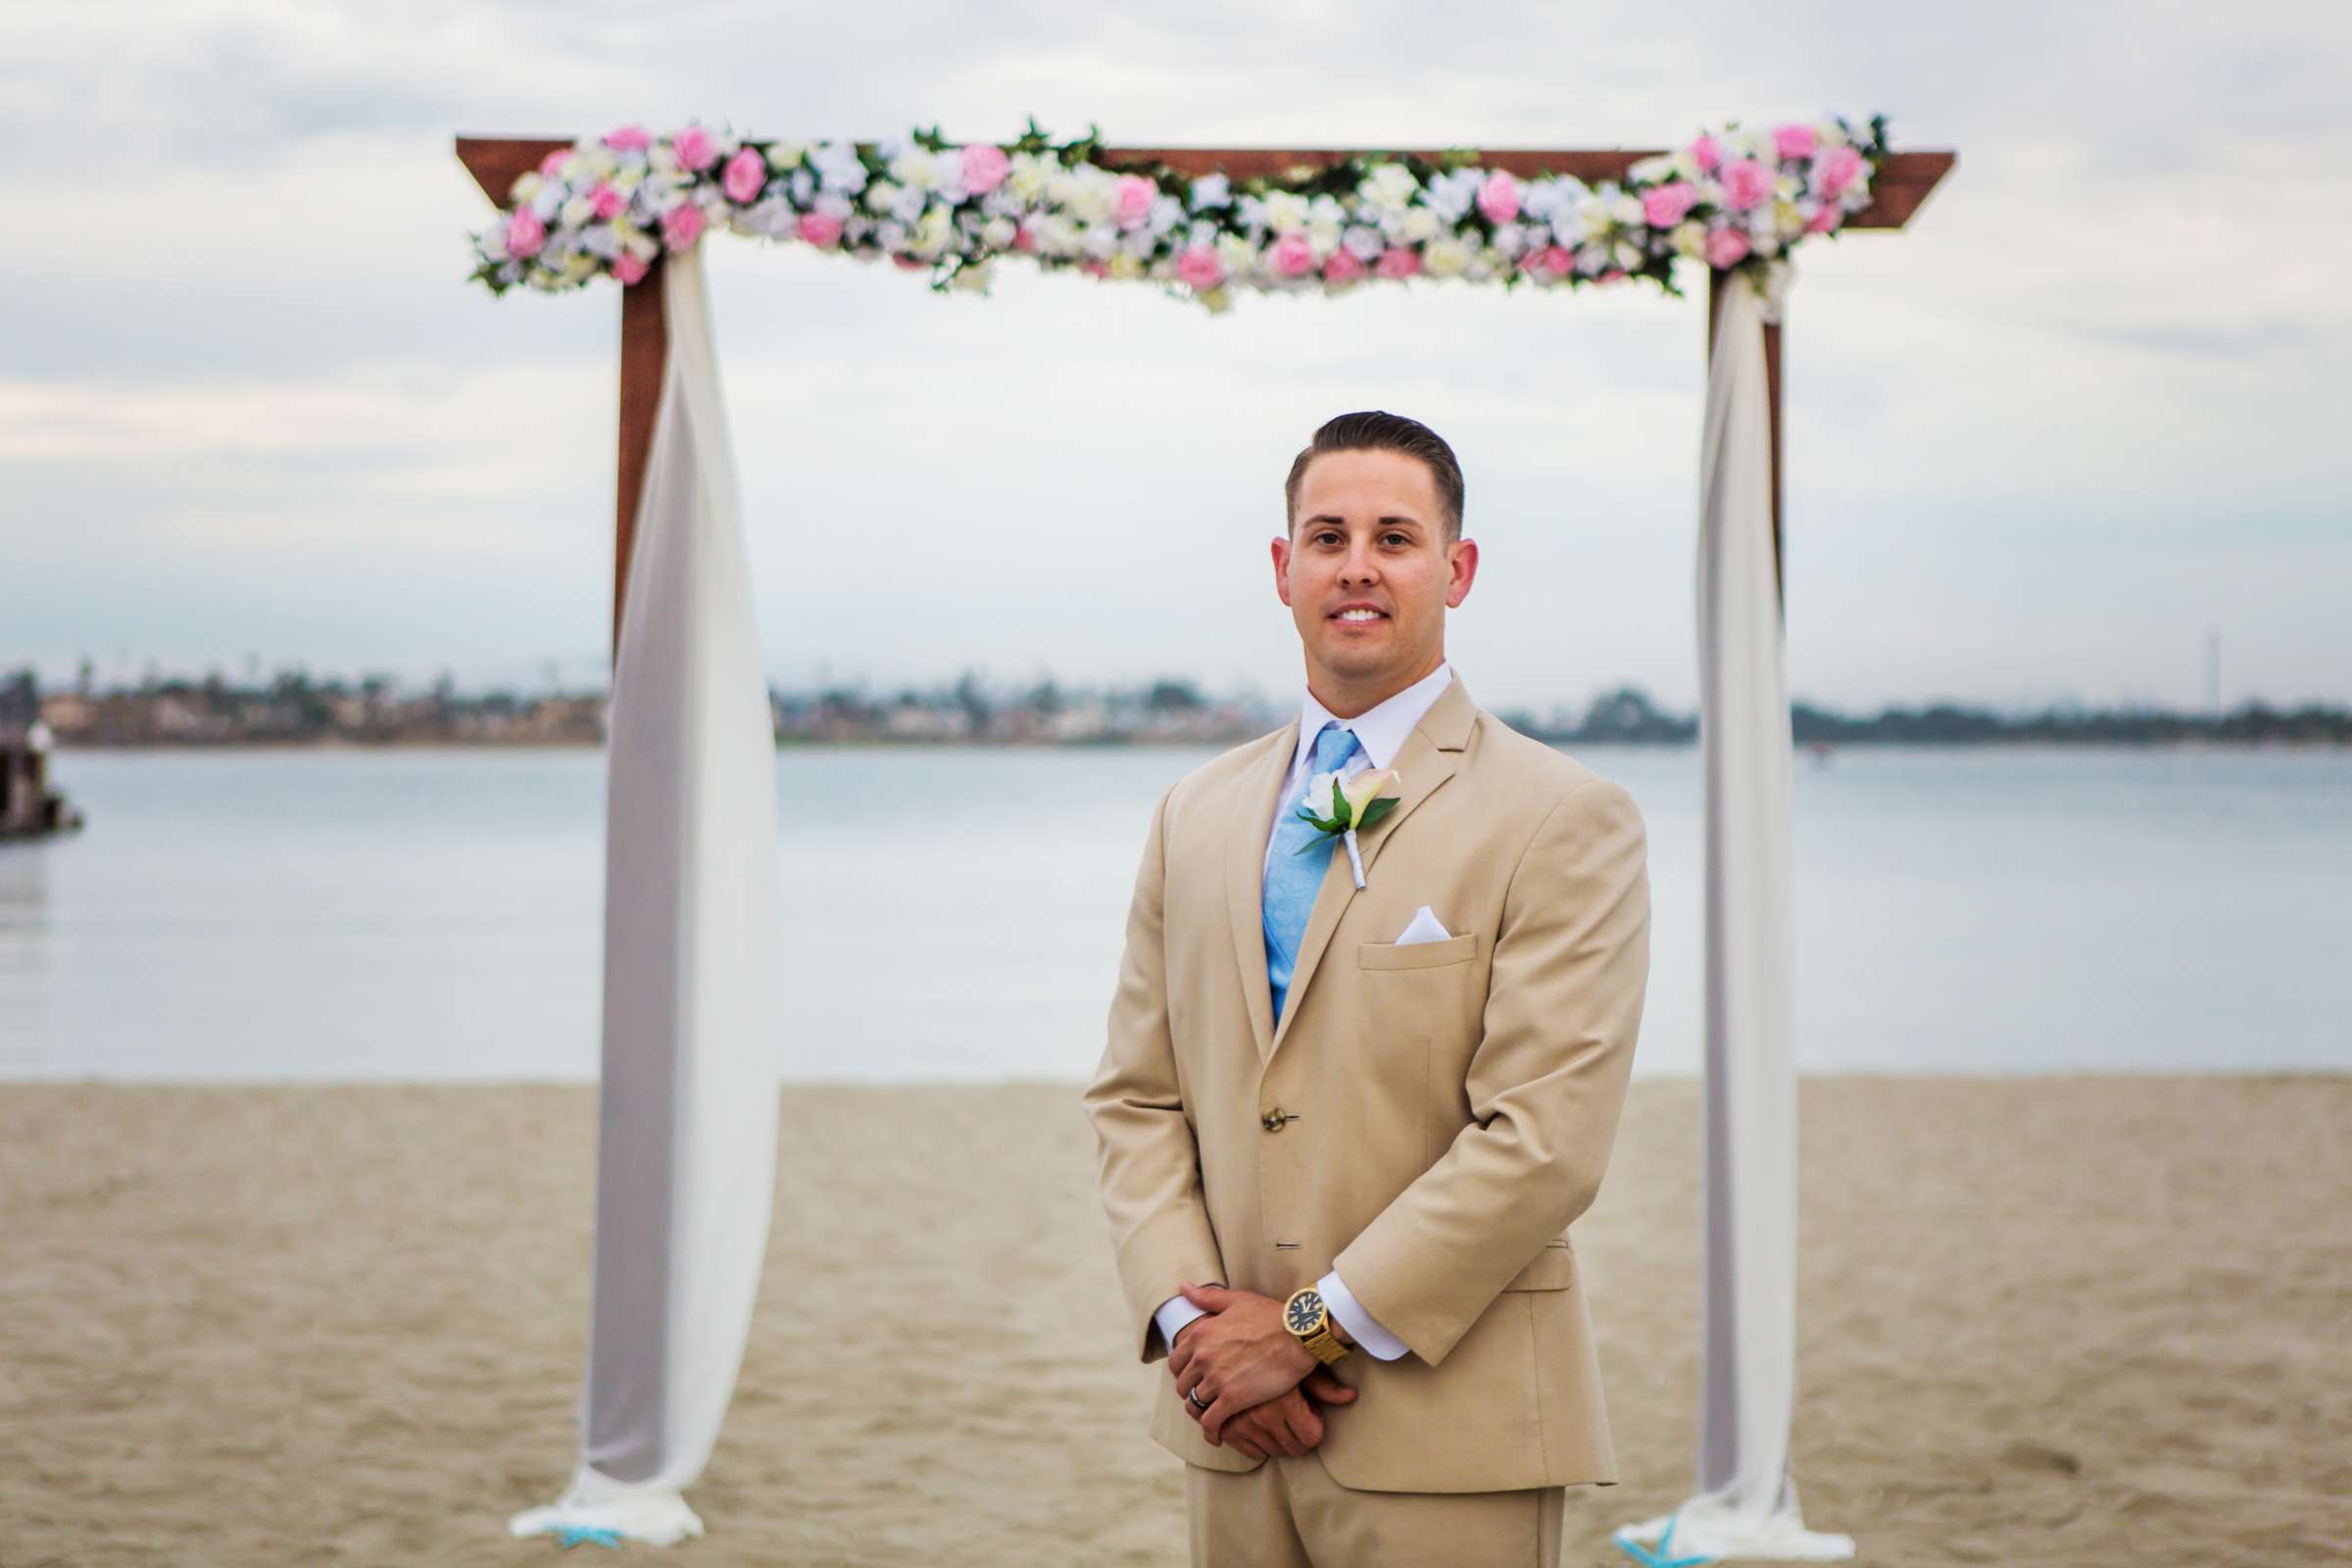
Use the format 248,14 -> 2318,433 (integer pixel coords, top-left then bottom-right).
1153,661 -> 1455,1364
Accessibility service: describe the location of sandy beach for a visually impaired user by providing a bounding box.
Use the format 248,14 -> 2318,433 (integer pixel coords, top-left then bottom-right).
2,1076 -> 2345,1565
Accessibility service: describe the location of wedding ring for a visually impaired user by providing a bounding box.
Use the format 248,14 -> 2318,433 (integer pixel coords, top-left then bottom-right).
1187,1387 -> 1210,1410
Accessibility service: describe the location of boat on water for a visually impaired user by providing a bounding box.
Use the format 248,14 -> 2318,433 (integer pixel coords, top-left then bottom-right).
1,722 -> 83,841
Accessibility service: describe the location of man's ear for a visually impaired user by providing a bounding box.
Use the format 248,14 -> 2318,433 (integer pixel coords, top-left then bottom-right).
1446,537 -> 1479,608
1271,535 -> 1294,608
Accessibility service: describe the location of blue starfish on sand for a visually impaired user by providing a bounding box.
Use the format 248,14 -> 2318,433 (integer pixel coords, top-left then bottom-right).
553,1525 -> 623,1549
1613,1512 -> 1714,1568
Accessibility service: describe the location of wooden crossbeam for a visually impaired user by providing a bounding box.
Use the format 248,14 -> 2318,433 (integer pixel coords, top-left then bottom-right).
454,136 -> 1953,655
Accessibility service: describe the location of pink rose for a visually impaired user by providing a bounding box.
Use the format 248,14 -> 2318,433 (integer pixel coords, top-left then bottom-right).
671,126 -> 719,172
1113,174 -> 1157,229
1703,227 -> 1751,269
1374,247 -> 1421,280
1175,246 -> 1226,289
504,208 -> 546,259
613,254 -> 650,285
1476,170 -> 1521,224
722,148 -> 766,205
605,124 -> 653,152
961,143 -> 1010,195
1598,269 -> 1627,284
1817,144 -> 1866,199
896,256 -> 927,271
1805,204 -> 1842,234
1534,244 -> 1576,277
1271,232 -> 1316,277
661,202 -> 708,251
538,149 -> 568,177
1080,259 -> 1110,278
1773,123 -> 1819,161
796,211 -> 844,248
1690,134 -> 1721,173
1642,181 -> 1699,227
588,181 -> 625,220
1321,249 -> 1365,284
1721,159 -> 1773,211
1012,222 -> 1038,254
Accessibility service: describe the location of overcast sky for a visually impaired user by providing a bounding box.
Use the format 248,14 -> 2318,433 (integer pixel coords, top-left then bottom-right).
3,0 -> 2346,714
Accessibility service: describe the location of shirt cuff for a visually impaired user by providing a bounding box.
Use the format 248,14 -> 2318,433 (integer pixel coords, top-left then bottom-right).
1153,1293 -> 1210,1352
1319,1269 -> 1408,1361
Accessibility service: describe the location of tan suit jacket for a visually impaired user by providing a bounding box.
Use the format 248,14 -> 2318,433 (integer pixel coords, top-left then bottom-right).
1083,673 -> 1652,1494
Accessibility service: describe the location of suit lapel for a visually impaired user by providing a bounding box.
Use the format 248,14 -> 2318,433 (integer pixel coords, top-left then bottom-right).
1264,675 -> 1480,1062
1225,723 -> 1296,1061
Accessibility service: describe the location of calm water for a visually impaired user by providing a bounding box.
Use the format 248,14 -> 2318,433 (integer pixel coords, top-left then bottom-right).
0,745 -> 2344,1081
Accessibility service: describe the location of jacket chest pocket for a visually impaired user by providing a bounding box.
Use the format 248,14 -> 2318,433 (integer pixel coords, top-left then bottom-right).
1355,931 -> 1479,971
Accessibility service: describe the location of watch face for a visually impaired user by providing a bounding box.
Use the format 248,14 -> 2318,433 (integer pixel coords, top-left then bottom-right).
1286,1290 -> 1325,1335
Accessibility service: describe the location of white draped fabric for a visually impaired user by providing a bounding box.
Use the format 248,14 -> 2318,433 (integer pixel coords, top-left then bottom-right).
511,249 -> 782,1549
1619,262 -> 1852,1563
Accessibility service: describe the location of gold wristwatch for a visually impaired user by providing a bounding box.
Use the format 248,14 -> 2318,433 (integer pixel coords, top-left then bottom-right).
1283,1286 -> 1352,1366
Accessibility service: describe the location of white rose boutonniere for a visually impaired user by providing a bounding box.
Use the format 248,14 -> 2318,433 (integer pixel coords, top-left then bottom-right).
1295,767 -> 1402,889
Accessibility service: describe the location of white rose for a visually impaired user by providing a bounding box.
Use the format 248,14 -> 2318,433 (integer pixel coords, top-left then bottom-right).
1188,172 -> 1231,211
1307,219 -> 1342,254
1215,231 -> 1259,276
810,140 -> 868,194
1358,163 -> 1418,210
1148,193 -> 1184,236
1007,153 -> 1051,202
1080,221 -> 1119,260
1612,239 -> 1643,270
875,219 -> 908,253
1342,224 -> 1384,261
888,149 -> 939,190
765,140 -> 805,172
1423,238 -> 1472,277
1400,207 -> 1439,243
560,194 -> 594,228
890,182 -> 929,224
1671,220 -> 1707,258
862,178 -> 900,214
1302,772 -> 1345,820
1490,221 -> 1525,257
1264,191 -> 1309,232
982,216 -> 1017,249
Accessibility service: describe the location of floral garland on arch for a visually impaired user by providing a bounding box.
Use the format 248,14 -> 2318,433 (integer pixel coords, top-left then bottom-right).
469,116 -> 1891,312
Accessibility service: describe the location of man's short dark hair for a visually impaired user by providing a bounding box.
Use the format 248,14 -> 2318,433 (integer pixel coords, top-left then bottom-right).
1283,411 -> 1465,542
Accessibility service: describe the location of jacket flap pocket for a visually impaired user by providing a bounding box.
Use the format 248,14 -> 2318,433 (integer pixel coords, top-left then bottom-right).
1356,931 -> 1479,971
1499,1241 -> 1575,1292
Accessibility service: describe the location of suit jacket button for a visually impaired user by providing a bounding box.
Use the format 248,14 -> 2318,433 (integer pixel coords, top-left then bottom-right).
1261,1107 -> 1288,1133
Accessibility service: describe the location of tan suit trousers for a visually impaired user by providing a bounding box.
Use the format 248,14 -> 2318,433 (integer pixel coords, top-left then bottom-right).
1186,1454 -> 1565,1567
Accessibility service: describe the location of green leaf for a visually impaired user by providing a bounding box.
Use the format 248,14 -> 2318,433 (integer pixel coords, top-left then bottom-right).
1355,795 -> 1400,832
1330,777 -> 1350,824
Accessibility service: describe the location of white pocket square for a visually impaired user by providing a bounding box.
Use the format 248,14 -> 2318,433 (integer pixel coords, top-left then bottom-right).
1394,906 -> 1452,945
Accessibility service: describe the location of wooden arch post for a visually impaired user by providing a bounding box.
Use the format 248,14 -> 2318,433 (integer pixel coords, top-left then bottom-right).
455,139 -> 1952,661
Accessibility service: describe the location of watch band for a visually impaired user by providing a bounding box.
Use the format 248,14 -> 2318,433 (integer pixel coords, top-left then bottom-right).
1284,1287 -> 1352,1365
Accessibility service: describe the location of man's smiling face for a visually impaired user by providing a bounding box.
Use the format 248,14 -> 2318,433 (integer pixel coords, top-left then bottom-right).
1274,447 -> 1478,713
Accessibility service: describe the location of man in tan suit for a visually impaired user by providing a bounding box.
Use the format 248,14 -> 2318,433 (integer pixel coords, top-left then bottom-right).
1084,411 -> 1653,1565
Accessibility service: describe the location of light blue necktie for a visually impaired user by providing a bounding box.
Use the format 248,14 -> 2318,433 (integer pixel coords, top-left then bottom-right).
1264,721 -> 1365,1026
